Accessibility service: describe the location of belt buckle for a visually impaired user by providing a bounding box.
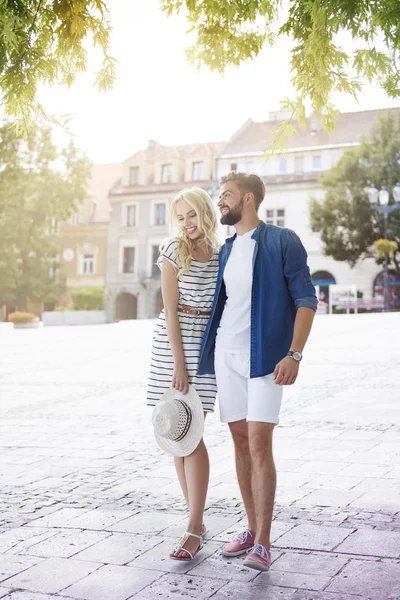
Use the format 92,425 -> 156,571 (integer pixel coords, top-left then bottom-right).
195,308 -> 201,316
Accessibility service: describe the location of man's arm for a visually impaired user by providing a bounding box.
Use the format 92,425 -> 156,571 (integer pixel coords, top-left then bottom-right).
274,229 -> 317,386
273,307 -> 315,386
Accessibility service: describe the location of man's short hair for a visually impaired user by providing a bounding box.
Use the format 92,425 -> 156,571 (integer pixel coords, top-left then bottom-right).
220,171 -> 265,210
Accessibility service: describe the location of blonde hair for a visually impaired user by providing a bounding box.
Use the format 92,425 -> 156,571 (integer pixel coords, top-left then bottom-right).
169,187 -> 219,278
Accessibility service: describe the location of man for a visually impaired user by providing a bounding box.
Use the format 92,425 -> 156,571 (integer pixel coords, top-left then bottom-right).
198,172 -> 317,572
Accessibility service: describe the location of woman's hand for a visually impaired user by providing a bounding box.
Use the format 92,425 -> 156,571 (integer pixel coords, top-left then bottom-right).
173,362 -> 189,394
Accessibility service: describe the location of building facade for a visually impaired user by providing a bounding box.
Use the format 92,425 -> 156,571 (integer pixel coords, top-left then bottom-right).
105,141 -> 223,321
104,107 -> 399,321
215,108 -> 399,305
59,163 -> 122,303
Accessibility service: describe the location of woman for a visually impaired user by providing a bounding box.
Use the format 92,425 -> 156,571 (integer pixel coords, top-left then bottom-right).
146,187 -> 219,561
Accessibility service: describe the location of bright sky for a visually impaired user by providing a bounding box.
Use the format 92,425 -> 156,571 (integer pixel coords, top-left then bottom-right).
38,0 -> 400,165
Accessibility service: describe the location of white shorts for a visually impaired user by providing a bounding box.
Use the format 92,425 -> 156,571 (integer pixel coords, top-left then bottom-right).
215,347 -> 283,424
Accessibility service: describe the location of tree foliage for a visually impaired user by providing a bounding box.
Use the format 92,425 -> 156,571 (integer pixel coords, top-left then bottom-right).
161,0 -> 400,145
0,0 -> 115,132
0,122 -> 92,310
310,113 -> 400,269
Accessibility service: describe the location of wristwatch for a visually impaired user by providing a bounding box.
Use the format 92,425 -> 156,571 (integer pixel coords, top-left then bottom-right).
287,350 -> 303,362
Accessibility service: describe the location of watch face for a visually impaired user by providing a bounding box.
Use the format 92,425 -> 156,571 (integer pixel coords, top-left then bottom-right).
293,352 -> 302,361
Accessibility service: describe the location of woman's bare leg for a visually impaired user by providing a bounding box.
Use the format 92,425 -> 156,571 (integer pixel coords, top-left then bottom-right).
171,413 -> 209,558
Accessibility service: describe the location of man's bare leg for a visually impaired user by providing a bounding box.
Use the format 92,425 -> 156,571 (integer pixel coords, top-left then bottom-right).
229,419 -> 257,533
248,421 -> 276,549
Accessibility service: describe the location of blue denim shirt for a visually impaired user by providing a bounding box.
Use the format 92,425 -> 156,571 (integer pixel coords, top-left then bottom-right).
198,221 -> 318,378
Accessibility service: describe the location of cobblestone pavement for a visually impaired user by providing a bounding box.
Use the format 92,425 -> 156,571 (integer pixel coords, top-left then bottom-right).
0,313 -> 400,600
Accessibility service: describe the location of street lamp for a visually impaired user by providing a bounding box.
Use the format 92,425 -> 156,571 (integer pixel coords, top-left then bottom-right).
368,183 -> 400,312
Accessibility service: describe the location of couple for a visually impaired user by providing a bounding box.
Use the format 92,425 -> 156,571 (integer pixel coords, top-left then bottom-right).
146,171 -> 317,572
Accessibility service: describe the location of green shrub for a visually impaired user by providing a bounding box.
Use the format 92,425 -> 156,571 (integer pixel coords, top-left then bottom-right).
54,305 -> 71,312
8,312 -> 37,324
71,287 -> 105,311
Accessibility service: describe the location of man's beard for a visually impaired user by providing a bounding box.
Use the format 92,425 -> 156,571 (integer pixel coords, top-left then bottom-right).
220,196 -> 244,226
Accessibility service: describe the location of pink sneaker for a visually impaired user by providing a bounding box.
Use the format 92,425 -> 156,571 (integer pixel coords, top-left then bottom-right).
243,543 -> 271,571
221,529 -> 255,557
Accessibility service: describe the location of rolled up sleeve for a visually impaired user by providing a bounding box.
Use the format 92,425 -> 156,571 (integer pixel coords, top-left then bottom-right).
282,229 -> 318,312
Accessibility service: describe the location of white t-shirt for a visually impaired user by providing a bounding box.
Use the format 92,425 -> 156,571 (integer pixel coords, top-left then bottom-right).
216,228 -> 256,352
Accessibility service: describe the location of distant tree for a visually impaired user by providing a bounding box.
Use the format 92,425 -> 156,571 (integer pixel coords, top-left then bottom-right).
0,122 -> 92,310
0,0 -> 115,131
310,113 -> 400,269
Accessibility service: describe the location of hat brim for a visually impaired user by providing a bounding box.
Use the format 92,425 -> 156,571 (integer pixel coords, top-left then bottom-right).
153,385 -> 205,457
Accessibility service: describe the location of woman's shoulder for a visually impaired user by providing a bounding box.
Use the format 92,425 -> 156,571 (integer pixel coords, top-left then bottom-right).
158,237 -> 182,269
161,237 -> 180,252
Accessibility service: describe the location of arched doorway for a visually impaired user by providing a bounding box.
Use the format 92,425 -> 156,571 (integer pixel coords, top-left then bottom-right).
154,288 -> 163,316
115,292 -> 137,320
373,270 -> 400,310
312,270 -> 336,303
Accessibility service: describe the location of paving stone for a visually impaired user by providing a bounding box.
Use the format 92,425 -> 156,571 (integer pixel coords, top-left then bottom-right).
273,550 -> 349,576
62,564 -> 162,600
326,559 -> 400,598
0,593 -> 66,600
109,511 -> 183,534
56,509 -> 134,531
295,489 -> 365,508
300,475 -> 365,491
19,530 -> 110,558
210,582 -> 297,600
291,592 -> 363,600
335,529 -> 400,558
275,524 -> 354,551
350,494 -> 400,511
132,573 -> 227,599
295,461 -> 347,475
2,317 -> 400,599
257,569 -> 332,591
73,533 -> 161,564
0,527 -> 57,554
0,555 -> 41,584
26,509 -> 91,529
3,558 -> 100,594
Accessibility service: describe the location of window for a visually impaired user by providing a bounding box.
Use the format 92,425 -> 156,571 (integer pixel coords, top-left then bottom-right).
151,245 -> 160,277
123,247 -> 135,273
192,161 -> 205,180
265,208 -> 285,227
279,158 -> 287,173
154,203 -> 166,226
313,155 -> 322,170
125,205 -> 136,227
129,166 -> 139,185
161,163 -> 173,183
230,162 -> 238,171
82,254 -> 94,275
294,156 -> 304,173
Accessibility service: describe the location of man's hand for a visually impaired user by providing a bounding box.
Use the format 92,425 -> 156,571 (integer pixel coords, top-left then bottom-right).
273,356 -> 300,386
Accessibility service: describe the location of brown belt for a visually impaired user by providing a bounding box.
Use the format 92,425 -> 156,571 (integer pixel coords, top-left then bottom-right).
178,304 -> 211,316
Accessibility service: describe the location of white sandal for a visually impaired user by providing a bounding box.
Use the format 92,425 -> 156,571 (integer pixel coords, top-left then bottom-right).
169,531 -> 203,561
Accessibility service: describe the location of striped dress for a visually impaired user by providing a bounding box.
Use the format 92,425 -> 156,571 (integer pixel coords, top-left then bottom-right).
146,238 -> 218,413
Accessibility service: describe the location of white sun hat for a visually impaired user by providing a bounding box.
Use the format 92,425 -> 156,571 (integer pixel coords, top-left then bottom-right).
152,385 -> 204,457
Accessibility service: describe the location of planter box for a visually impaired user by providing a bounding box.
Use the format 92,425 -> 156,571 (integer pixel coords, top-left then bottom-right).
42,310 -> 106,326
13,320 -> 43,329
